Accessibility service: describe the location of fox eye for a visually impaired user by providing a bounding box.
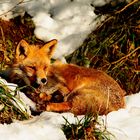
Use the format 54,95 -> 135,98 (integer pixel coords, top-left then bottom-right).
28,66 -> 36,70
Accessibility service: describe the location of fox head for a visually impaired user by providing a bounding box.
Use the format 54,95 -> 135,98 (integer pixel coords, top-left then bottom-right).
14,39 -> 57,87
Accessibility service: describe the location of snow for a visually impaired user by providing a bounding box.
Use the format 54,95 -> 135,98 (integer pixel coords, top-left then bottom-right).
0,0 -> 140,140
31,0 -> 102,61
104,94 -> 140,140
0,115 -> 66,140
0,0 -> 105,61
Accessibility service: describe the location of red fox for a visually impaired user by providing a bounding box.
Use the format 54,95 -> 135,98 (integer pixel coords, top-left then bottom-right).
0,39 -> 125,115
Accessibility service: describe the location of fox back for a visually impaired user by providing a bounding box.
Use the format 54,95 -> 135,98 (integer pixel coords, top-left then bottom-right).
47,63 -> 125,115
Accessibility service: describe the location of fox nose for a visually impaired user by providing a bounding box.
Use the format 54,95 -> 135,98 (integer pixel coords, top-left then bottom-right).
41,78 -> 47,84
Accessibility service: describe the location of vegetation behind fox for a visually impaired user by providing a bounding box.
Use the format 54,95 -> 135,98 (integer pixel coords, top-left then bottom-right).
0,39 -> 125,115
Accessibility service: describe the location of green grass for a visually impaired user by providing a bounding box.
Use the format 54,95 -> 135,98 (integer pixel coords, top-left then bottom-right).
0,80 -> 30,124
62,114 -> 112,140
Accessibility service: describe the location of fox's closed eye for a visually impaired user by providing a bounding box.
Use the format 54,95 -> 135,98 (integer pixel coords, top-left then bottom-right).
27,66 -> 36,70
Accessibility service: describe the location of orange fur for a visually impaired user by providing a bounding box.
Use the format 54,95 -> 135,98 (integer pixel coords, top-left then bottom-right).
8,39 -> 125,115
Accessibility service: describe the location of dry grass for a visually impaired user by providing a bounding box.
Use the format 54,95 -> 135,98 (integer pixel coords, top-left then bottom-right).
66,0 -> 140,95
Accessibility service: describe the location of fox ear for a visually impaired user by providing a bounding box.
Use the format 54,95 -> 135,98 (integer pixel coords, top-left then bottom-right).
41,39 -> 57,58
16,40 -> 29,60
